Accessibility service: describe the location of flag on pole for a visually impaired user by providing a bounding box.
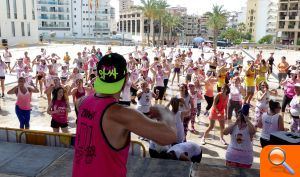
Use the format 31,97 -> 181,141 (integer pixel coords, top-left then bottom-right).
89,0 -> 93,10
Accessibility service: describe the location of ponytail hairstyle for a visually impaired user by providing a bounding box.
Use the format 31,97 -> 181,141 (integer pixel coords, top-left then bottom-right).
269,100 -> 281,113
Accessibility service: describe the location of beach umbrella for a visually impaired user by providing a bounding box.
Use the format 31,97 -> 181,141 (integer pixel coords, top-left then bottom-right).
193,37 -> 205,43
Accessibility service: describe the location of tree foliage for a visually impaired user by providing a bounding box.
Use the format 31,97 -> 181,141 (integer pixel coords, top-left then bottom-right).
258,35 -> 274,44
207,5 -> 228,50
221,28 -> 241,42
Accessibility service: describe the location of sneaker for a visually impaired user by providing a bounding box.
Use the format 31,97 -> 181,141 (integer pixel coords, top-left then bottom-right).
1,93 -> 4,98
221,139 -> 228,145
200,138 -> 206,145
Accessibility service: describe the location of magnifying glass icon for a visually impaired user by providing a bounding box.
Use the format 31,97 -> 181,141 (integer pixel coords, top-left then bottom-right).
268,147 -> 295,175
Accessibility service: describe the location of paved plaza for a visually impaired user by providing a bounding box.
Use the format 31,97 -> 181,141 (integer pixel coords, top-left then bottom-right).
0,44 -> 300,170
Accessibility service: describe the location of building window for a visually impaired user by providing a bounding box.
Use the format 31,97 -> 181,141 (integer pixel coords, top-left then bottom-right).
83,25 -> 85,27
13,0 -> 17,19
6,0 -> 11,19
137,20 -> 140,33
74,15 -> 77,18
83,18 -> 85,20
21,22 -> 25,36
74,22 -> 77,25
132,20 -> 135,33
32,0 -> 35,20
27,23 -> 30,36
74,8 -> 76,10
23,0 -> 26,19
11,22 -> 15,37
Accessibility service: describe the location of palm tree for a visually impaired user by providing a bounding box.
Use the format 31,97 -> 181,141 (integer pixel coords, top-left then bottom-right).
163,13 -> 181,45
138,0 -> 157,45
155,0 -> 169,46
237,22 -> 246,34
207,5 -> 228,50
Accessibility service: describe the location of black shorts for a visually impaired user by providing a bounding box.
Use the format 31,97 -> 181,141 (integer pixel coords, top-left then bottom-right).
154,86 -> 165,100
0,76 -> 5,80
135,58 -> 140,63
119,101 -> 131,106
51,119 -> 68,129
130,87 -> 138,96
174,68 -> 180,73
5,62 -> 10,65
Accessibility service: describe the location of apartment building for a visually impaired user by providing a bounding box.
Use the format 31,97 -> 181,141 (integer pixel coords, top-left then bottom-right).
37,0 -> 72,38
72,0 -> 113,38
277,0 -> 300,46
0,0 -> 38,46
246,0 -> 278,42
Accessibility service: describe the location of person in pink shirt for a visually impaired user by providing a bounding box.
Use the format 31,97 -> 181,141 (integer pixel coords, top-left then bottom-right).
7,77 -> 39,129
88,53 -> 98,76
281,70 -> 298,120
72,53 -> 176,177
47,87 -> 71,133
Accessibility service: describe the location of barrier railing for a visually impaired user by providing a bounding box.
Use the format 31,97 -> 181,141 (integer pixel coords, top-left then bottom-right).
0,127 -> 147,157
18,130 -> 75,148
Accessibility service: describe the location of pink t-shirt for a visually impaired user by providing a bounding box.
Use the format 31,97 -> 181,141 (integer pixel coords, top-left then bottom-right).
16,87 -> 31,110
51,100 -> 68,124
73,96 -> 130,177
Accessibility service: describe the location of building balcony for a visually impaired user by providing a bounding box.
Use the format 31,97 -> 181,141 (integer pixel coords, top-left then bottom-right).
40,16 -> 70,21
39,26 -> 70,31
93,28 -> 110,32
37,1 -> 69,6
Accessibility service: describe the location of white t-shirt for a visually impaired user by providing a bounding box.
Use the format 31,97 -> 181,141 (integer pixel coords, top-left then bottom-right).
229,85 -> 242,102
226,126 -> 253,165
175,111 -> 185,143
256,92 -> 270,110
155,72 -> 164,87
3,51 -> 12,63
149,141 -> 170,152
137,91 -> 152,113
167,142 -> 202,159
290,95 -> 300,116
37,64 -> 48,73
120,80 -> 132,102
261,113 -> 280,140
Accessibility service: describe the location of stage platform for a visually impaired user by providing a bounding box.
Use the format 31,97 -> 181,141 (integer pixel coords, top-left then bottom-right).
0,142 -> 259,177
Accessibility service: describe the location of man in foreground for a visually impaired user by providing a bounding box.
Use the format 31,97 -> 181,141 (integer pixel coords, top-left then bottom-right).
72,53 -> 177,177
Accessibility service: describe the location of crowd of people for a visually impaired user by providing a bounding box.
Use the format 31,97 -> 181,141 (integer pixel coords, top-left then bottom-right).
0,45 -> 300,169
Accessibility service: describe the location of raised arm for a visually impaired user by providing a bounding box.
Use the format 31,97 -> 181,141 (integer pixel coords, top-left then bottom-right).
111,105 -> 177,146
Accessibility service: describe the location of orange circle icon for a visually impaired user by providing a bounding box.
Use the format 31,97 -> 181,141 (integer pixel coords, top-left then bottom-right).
269,148 -> 285,165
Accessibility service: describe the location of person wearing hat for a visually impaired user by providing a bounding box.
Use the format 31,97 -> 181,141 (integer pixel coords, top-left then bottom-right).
281,69 -> 298,120
72,53 -> 177,177
224,104 -> 256,168
290,83 -> 300,133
